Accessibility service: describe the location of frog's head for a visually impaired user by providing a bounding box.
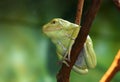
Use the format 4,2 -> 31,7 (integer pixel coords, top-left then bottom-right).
43,18 -> 71,38
43,18 -> 70,32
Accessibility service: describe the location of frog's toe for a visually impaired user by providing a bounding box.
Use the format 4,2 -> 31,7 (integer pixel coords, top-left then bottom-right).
62,60 -> 70,67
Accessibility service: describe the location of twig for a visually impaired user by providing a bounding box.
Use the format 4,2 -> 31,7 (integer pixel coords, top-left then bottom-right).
100,50 -> 120,82
113,0 -> 120,10
75,0 -> 84,25
57,0 -> 101,82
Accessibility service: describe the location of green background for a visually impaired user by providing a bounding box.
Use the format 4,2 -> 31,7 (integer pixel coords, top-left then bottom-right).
0,0 -> 120,82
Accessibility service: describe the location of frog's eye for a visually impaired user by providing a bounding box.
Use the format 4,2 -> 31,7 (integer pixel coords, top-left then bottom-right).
51,20 -> 56,24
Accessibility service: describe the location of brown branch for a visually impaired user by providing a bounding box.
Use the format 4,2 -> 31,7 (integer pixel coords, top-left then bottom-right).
57,0 -> 101,82
100,50 -> 120,82
113,0 -> 120,10
75,0 -> 84,25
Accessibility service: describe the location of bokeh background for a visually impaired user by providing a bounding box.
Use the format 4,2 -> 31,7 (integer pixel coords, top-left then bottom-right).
0,0 -> 120,82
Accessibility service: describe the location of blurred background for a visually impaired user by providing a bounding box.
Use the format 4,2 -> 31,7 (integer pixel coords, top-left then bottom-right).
0,0 -> 120,82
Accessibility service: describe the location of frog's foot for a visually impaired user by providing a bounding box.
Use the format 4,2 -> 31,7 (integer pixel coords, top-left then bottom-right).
62,60 -> 70,67
72,66 -> 88,74
63,51 -> 71,62
58,59 -> 70,67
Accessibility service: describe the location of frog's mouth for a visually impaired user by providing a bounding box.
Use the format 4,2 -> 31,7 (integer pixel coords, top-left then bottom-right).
43,26 -> 62,32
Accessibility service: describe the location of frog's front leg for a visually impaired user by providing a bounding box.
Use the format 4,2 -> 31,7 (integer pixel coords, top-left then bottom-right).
57,41 -> 70,66
63,39 -> 75,62
57,40 -> 70,61
63,33 -> 76,61
57,36 -> 75,66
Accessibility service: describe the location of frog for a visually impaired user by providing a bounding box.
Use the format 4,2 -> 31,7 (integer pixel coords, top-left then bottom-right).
42,18 -> 97,74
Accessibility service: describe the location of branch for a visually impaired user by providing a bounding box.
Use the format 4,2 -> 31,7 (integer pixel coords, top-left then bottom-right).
113,0 -> 120,10
100,50 -> 120,82
57,0 -> 101,82
75,0 -> 84,25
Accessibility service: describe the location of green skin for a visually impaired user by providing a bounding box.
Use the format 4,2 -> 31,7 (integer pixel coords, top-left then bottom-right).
43,18 -> 97,74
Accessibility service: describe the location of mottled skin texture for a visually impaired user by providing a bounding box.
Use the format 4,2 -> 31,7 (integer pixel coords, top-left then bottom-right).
43,18 -> 97,74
